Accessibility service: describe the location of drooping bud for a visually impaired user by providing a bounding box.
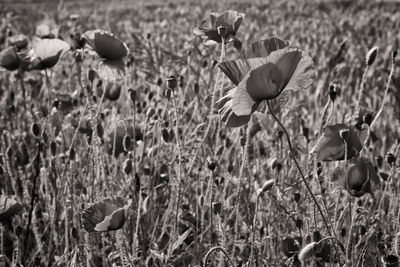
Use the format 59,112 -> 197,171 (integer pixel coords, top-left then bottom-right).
257,179 -> 275,195
366,46 -> 378,66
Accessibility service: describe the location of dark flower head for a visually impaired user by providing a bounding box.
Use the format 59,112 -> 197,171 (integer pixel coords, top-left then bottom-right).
344,157 -> 380,197
217,37 -> 313,127
83,30 -> 129,81
193,10 -> 245,43
0,47 -> 20,71
311,123 -> 362,162
0,195 -> 23,222
81,197 -> 131,232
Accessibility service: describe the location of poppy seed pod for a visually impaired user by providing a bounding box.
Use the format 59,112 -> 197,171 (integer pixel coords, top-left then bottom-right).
344,157 -> 380,197
363,113 -> 373,126
123,135 -> 132,152
31,122 -> 40,137
366,46 -> 378,66
166,76 -> 177,90
329,84 -> 337,102
311,124 -> 362,162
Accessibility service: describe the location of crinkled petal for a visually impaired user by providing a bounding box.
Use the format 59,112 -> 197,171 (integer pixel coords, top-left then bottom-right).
32,39 -> 70,69
219,57 -> 266,85
98,58 -> 125,81
240,37 -> 288,58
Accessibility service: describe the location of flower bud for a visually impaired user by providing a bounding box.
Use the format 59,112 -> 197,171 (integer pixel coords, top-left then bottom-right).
31,122 -> 40,137
128,88 -> 136,102
123,159 -> 133,175
362,113 -> 373,126
88,69 -> 97,82
161,128 -> 170,143
123,135 -> 132,151
257,179 -> 275,195
366,46 -> 378,66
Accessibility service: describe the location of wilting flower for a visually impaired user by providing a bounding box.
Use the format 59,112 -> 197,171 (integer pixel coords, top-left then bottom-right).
0,195 -> 23,222
311,124 -> 362,162
81,197 -> 132,232
0,47 -> 20,71
217,37 -> 313,127
82,30 -> 129,81
343,157 -> 380,197
30,39 -> 70,70
193,10 -> 244,44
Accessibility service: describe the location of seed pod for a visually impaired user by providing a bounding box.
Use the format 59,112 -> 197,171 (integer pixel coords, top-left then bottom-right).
366,46 -> 378,66
123,159 -> 133,175
88,69 -> 97,82
96,123 -> 104,138
329,84 -> 337,102
299,242 -> 317,263
31,123 -> 40,137
161,128 -> 170,143
207,158 -> 217,171
69,148 -> 75,160
240,136 -> 246,147
293,192 -> 301,202
363,113 -> 373,126
212,202 -> 222,215
386,153 -> 396,166
50,141 -> 57,156
123,135 -> 132,152
156,78 -> 163,86
227,164 -> 233,173
128,88 -> 136,102
166,76 -> 177,90
193,82 -> 199,94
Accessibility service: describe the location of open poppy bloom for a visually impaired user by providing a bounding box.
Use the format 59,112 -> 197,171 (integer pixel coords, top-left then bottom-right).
343,157 -> 380,197
81,197 -> 132,232
82,30 -> 129,81
0,195 -> 23,222
311,123 -> 362,162
193,10 -> 244,44
30,39 -> 70,70
217,37 -> 313,127
0,47 -> 20,71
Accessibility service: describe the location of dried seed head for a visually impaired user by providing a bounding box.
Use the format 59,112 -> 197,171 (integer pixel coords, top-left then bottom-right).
299,242 -> 317,263
166,76 -> 177,90
366,46 -> 378,66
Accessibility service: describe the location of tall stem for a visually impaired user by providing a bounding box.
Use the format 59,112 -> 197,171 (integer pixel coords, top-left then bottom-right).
267,101 -> 332,236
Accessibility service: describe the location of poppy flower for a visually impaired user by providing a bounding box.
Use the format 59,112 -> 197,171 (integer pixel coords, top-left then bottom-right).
0,47 -> 20,71
217,37 -> 313,127
193,10 -> 245,44
311,123 -> 362,162
30,39 -> 70,70
81,197 -> 132,232
82,30 -> 129,81
343,157 -> 380,197
0,195 -> 23,222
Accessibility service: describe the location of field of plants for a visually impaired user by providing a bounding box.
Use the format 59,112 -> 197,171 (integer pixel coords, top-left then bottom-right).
0,0 -> 400,266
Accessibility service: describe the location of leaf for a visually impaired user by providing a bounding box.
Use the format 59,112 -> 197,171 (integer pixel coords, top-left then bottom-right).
171,228 -> 192,253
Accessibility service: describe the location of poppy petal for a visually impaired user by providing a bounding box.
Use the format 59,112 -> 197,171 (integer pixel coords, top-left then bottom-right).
93,31 -> 128,59
240,37 -> 288,59
275,50 -> 314,93
232,79 -> 258,116
241,62 -> 283,101
217,88 -> 252,127
219,57 -> 265,85
32,39 -> 70,69
98,58 -> 125,81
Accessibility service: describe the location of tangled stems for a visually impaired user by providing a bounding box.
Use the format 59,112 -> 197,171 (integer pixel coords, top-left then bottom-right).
266,101 -> 333,236
203,246 -> 234,267
187,38 -> 226,176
